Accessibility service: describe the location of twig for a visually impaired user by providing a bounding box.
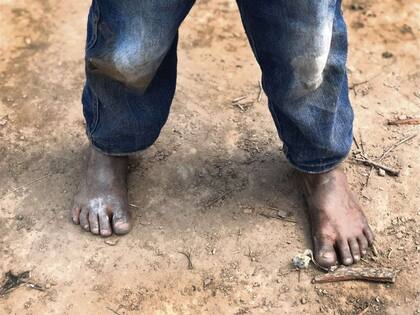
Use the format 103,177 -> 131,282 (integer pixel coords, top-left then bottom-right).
358,306 -> 370,315
349,80 -> 369,96
312,266 -> 396,284
232,96 -> 247,103
363,166 -> 374,190
178,251 -> 193,270
205,190 -> 232,208
353,136 -> 360,150
353,158 -> 400,176
257,80 -> 263,102
105,306 -> 122,315
359,134 -> 416,188
372,244 -> 379,257
11,174 -> 53,193
258,212 -> 296,223
359,132 -> 365,155
233,103 -> 245,111
378,133 -> 417,161
25,282 -> 45,291
387,118 -> 420,126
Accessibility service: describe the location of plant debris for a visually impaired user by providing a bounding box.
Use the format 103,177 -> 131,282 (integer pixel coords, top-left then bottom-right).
388,117 -> 420,126
312,266 -> 397,284
178,251 -> 194,270
259,207 -> 296,223
292,249 -> 330,272
0,271 -> 45,297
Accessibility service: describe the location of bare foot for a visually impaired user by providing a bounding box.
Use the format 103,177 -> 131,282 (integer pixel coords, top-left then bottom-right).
302,167 -> 374,267
71,147 -> 131,236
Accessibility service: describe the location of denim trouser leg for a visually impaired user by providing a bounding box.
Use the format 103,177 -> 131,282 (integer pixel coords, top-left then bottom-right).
82,0 -> 194,155
237,0 -> 354,173
82,0 -> 353,173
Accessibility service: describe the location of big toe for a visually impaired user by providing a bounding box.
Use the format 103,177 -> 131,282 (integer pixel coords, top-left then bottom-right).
314,237 -> 337,268
112,212 -> 131,235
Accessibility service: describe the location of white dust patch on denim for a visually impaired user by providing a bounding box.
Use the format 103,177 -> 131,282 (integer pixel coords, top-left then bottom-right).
291,20 -> 334,96
110,32 -> 167,88
112,40 -> 148,81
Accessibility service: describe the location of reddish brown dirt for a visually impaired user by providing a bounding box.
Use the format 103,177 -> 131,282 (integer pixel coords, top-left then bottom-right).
0,0 -> 419,314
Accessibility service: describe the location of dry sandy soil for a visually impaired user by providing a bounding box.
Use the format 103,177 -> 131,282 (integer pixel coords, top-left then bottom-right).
0,0 -> 419,314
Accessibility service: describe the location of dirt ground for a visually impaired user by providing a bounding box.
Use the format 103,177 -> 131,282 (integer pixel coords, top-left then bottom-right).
0,0 -> 419,314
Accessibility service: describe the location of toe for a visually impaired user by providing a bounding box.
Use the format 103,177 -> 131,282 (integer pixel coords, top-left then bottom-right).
313,236 -> 337,268
112,211 -> 131,235
71,206 -> 81,224
79,208 -> 90,232
357,236 -> 369,256
88,212 -> 99,235
349,238 -> 361,262
337,240 -> 353,265
99,214 -> 112,237
363,226 -> 375,245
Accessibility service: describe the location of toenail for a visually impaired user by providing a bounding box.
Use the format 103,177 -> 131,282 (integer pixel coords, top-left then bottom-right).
115,222 -> 129,230
321,252 -> 334,258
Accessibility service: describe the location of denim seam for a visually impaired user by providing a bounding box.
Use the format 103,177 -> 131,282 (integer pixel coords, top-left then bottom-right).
284,144 -> 351,174
86,0 -> 100,50
89,92 -> 100,136
236,1 -> 262,64
86,132 -> 151,156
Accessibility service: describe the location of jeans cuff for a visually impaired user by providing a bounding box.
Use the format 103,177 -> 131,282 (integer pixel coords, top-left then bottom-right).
86,129 -> 146,156
283,149 -> 350,174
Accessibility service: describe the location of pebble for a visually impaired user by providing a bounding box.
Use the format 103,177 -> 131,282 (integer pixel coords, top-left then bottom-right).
0,115 -> 8,126
243,208 -> 252,214
203,278 -> 212,287
104,239 -> 119,246
378,168 -> 386,177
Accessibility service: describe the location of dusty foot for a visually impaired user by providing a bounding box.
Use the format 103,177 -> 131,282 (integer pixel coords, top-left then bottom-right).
302,167 -> 374,267
71,147 -> 131,236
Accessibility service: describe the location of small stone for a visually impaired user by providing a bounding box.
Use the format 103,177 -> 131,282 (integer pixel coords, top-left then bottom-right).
301,297 -> 308,304
24,37 -> 32,45
243,208 -> 252,214
16,214 -> 24,221
0,115 -> 8,126
104,239 -> 119,246
203,278 -> 212,288
45,283 -> 51,289
378,168 -> 386,177
382,51 -> 393,58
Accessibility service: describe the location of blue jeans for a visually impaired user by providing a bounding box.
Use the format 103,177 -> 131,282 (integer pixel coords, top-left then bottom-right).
82,0 -> 353,173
